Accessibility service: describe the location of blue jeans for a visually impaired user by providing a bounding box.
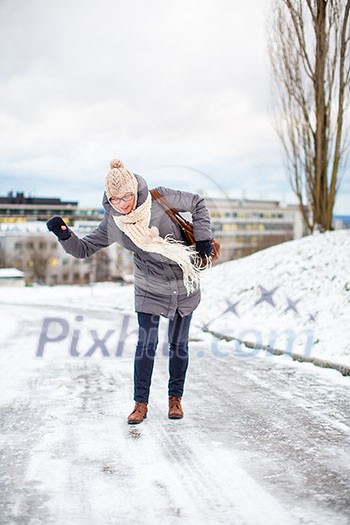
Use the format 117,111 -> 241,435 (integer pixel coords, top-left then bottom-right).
134,311 -> 193,403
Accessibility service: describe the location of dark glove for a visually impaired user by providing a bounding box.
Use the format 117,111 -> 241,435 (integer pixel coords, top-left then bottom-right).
47,216 -> 71,240
196,239 -> 213,258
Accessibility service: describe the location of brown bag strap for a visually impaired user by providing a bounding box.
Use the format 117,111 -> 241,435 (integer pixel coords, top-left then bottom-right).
150,189 -> 193,230
150,188 -> 220,259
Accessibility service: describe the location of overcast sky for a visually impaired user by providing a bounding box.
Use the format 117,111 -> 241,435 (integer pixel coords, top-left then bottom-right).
0,0 -> 348,213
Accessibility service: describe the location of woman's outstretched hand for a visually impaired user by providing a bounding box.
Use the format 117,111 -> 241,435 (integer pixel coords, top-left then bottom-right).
195,239 -> 213,259
46,216 -> 71,240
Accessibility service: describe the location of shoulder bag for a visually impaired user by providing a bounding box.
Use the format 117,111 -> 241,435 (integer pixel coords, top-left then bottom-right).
150,188 -> 221,262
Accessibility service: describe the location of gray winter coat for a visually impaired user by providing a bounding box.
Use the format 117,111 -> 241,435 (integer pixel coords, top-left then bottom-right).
58,174 -> 213,320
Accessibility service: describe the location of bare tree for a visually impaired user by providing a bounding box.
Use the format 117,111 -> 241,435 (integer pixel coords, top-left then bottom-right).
268,0 -> 350,232
7,238 -> 53,284
95,250 -> 112,282
28,244 -> 51,284
0,244 -> 8,267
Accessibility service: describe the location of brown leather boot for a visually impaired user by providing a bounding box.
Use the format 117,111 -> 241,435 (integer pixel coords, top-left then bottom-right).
168,396 -> 183,419
127,402 -> 148,424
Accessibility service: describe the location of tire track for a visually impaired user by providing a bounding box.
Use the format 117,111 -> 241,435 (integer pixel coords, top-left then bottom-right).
147,403 -> 241,523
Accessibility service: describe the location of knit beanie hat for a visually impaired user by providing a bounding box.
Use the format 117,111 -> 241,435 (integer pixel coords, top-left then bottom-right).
105,159 -> 138,210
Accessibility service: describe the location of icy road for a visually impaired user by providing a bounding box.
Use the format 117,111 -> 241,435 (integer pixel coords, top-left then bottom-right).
0,301 -> 349,525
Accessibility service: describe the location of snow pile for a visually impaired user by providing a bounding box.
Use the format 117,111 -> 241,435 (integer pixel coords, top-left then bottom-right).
196,229 -> 350,367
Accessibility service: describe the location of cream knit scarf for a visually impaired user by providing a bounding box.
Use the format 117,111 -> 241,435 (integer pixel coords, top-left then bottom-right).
113,192 -> 202,296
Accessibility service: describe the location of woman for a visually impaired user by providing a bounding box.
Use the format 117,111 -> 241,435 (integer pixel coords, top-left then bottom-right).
47,159 -> 214,424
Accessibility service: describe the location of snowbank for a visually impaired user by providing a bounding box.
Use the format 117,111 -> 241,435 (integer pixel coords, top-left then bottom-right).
196,229 -> 350,367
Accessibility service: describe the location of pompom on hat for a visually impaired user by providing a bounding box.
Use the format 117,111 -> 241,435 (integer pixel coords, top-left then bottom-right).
105,159 -> 138,210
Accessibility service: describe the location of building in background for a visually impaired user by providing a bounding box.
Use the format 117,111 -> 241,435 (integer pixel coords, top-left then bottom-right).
0,222 -> 133,286
204,196 -> 307,262
0,189 -> 312,282
333,215 -> 350,230
0,191 -> 101,223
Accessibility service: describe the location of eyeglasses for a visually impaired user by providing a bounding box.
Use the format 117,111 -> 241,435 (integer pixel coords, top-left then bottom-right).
110,192 -> 135,205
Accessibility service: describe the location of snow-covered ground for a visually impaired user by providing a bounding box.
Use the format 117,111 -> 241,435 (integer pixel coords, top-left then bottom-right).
0,300 -> 350,525
0,230 -> 349,524
196,229 -> 350,368
1,229 -> 349,367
